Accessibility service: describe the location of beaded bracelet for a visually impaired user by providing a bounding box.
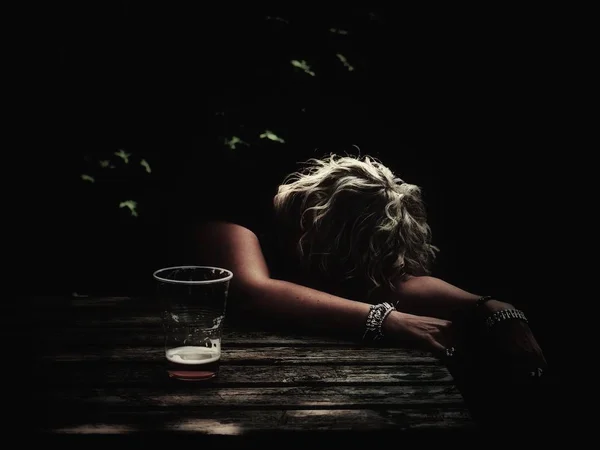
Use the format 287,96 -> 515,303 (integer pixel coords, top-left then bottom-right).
474,295 -> 529,329
485,309 -> 528,329
363,302 -> 396,341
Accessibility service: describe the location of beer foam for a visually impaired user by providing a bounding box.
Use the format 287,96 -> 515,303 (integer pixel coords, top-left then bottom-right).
166,345 -> 220,365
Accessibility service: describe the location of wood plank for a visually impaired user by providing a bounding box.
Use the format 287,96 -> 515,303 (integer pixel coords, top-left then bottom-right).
70,296 -> 140,307
25,296 -> 476,436
38,328 -> 358,346
44,408 -> 473,434
24,296 -> 137,309
73,315 -> 161,327
39,363 -> 455,387
42,346 -> 438,364
45,385 -> 465,409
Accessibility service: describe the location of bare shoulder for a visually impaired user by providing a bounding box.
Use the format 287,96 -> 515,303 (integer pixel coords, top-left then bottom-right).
195,220 -> 260,243
193,220 -> 270,286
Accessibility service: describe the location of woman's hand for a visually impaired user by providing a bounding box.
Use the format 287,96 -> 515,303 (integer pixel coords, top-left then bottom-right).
382,310 -> 453,354
480,300 -> 548,375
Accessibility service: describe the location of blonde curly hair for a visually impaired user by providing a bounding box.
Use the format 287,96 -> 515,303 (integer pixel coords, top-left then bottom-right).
273,153 -> 439,294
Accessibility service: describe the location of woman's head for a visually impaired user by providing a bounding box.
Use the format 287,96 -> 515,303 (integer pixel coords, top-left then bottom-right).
273,153 -> 438,293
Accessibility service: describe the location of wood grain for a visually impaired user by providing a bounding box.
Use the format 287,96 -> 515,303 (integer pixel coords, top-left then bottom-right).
39,328 -> 358,346
46,385 -> 465,409
43,346 -> 438,364
45,408 -> 474,434
39,363 -> 455,387
25,295 -> 476,434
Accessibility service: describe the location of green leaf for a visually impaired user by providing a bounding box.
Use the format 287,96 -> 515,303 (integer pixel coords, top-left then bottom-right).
224,136 -> 249,150
259,130 -> 285,144
329,28 -> 348,35
265,16 -> 289,24
119,200 -> 138,217
114,149 -> 131,164
81,174 -> 95,183
99,160 -> 111,168
290,60 -> 315,76
336,53 -> 355,72
140,159 -> 152,174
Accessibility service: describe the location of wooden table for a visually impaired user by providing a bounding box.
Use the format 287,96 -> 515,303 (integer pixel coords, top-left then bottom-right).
20,296 -> 479,444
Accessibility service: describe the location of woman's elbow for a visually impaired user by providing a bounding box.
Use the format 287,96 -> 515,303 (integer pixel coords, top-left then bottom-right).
227,275 -> 271,313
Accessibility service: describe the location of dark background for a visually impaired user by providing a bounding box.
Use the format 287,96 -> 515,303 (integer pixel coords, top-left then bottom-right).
25,3 -> 578,378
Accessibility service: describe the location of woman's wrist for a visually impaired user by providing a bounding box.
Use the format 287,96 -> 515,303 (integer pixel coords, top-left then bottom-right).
479,299 -> 516,314
380,310 -> 420,342
381,310 -> 401,338
362,302 -> 396,341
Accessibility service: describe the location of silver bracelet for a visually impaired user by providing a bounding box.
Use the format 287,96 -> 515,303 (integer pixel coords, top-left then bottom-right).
485,308 -> 528,329
363,302 -> 396,341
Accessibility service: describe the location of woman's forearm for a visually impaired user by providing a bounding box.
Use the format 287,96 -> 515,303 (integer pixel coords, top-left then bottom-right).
387,276 -> 483,320
230,278 -> 374,339
231,275 -> 481,334
229,277 -> 454,351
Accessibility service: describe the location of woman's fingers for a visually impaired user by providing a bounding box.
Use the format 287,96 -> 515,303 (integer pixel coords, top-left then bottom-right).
428,319 -> 454,355
429,338 -> 447,354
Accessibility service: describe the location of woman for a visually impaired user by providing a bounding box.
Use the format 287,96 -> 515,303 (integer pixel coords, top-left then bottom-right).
190,153 -> 547,372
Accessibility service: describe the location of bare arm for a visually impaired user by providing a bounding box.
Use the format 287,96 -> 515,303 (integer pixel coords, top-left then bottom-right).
388,276 -> 547,371
387,276 -> 482,320
381,276 -> 511,320
193,221 -> 374,337
192,221 -> 451,349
